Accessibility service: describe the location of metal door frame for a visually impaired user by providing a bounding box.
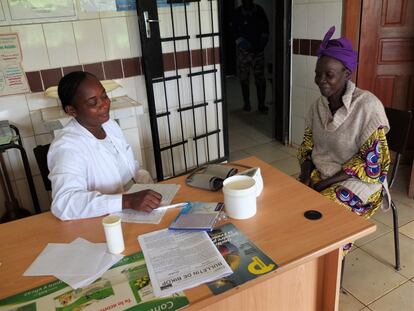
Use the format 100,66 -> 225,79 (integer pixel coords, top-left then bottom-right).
137,0 -> 228,181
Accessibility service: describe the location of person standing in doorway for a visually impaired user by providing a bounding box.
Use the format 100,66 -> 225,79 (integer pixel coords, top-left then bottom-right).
232,0 -> 269,113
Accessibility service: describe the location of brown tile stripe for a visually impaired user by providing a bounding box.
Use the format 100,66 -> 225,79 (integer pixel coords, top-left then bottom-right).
103,60 -> 123,79
293,38 -> 322,56
122,57 -> 141,77
84,62 -> 105,80
41,68 -> 62,89
25,71 -> 43,92
25,47 -> 221,93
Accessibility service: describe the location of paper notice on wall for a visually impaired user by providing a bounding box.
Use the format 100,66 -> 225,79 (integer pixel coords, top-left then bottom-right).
0,33 -> 29,96
79,0 -> 116,12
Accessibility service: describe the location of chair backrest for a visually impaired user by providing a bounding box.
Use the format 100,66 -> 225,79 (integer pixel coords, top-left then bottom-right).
33,144 -> 51,191
384,107 -> 412,187
385,107 -> 412,154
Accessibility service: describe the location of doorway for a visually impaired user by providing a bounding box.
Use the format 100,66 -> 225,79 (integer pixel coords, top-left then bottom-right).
220,0 -> 291,159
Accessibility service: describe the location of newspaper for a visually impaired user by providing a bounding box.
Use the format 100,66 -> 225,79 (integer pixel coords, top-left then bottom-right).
138,229 -> 233,297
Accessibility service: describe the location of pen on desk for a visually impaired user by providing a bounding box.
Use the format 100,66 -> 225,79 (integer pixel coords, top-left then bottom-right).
159,202 -> 188,210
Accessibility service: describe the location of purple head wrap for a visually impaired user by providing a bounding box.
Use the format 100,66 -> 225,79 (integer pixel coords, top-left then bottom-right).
316,26 -> 358,72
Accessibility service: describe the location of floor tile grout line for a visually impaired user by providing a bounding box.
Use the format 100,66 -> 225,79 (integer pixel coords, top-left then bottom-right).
364,278 -> 413,309
341,288 -> 368,309
357,247 -> 411,281
342,247 -> 410,305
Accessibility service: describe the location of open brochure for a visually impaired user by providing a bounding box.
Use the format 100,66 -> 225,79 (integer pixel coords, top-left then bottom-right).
0,252 -> 188,311
207,223 -> 278,295
169,202 -> 224,231
138,229 -> 233,297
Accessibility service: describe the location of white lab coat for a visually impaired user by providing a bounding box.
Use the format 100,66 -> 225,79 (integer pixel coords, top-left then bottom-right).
48,118 -> 152,220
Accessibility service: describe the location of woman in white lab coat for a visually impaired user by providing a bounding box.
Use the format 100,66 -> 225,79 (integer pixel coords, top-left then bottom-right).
48,71 -> 161,220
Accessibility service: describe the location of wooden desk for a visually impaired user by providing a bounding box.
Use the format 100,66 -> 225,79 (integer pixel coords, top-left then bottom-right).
0,157 -> 375,310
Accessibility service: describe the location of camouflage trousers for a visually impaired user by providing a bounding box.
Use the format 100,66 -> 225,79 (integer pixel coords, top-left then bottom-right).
237,49 -> 266,86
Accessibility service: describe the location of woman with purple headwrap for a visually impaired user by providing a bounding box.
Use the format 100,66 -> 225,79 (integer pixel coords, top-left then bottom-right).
297,27 -> 391,253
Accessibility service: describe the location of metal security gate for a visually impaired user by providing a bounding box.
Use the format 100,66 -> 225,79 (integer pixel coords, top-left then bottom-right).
136,0 -> 227,181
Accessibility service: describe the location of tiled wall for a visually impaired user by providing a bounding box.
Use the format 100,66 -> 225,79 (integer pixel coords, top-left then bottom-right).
291,0 -> 343,146
0,1 -> 220,217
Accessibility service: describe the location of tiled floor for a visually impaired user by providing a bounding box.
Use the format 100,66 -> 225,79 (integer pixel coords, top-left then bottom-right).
227,99 -> 414,310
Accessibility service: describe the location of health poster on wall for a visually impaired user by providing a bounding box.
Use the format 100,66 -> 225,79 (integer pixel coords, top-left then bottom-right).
0,252 -> 189,311
207,223 -> 278,295
0,33 -> 29,96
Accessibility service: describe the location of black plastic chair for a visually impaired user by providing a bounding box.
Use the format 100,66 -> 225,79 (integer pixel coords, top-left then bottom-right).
33,144 -> 51,192
384,107 -> 412,271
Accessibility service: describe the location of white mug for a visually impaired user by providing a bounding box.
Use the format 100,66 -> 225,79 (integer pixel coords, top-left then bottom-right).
223,175 -> 257,219
102,215 -> 125,254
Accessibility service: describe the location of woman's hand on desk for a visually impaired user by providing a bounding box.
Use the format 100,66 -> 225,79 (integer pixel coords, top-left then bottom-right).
122,190 -> 162,213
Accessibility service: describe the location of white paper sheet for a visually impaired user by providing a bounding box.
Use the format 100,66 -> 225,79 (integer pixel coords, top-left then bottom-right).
114,184 -> 181,224
24,238 -> 123,289
138,229 -> 233,297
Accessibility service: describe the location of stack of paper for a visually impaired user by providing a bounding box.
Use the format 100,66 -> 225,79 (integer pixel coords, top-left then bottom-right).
138,229 -> 233,297
24,238 -> 123,289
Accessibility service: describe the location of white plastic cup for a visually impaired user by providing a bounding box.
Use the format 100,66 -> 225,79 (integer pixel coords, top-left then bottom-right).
223,175 -> 257,219
102,215 -> 125,254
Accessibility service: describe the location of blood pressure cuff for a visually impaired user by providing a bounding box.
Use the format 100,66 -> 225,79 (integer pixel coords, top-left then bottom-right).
186,164 -> 238,191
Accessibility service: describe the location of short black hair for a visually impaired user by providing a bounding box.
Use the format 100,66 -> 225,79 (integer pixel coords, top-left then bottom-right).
57,71 -> 97,109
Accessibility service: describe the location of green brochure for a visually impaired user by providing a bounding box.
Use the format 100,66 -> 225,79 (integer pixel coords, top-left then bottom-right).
0,252 -> 189,311
207,223 -> 278,295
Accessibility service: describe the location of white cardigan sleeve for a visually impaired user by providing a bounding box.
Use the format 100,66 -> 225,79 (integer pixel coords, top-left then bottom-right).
48,146 -> 123,221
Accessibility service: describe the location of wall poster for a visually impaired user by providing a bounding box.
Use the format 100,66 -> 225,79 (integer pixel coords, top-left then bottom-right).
0,33 -> 29,96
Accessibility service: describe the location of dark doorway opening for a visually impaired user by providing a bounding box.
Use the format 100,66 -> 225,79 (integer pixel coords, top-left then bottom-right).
219,0 -> 291,159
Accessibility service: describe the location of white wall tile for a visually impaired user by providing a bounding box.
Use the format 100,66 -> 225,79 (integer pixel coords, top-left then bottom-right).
74,0 -> 100,20
324,2 -> 342,36
292,4 -> 308,38
306,56 -> 318,90
43,22 -> 79,67
292,55 -> 308,88
111,77 -> 138,101
137,113 -> 153,149
30,111 -> 49,135
291,85 -> 307,118
118,116 -> 137,130
6,136 -> 38,180
101,17 -> 131,60
134,76 -> 148,109
158,11 -> 173,39
291,116 -> 305,146
142,147 -> 156,178
0,26 -> 11,33
123,127 -> 143,166
308,4 -> 325,39
26,93 -> 58,111
308,0 -> 337,3
73,19 -> 106,63
11,24 -> 49,71
126,15 -> 142,57
0,95 -> 33,137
